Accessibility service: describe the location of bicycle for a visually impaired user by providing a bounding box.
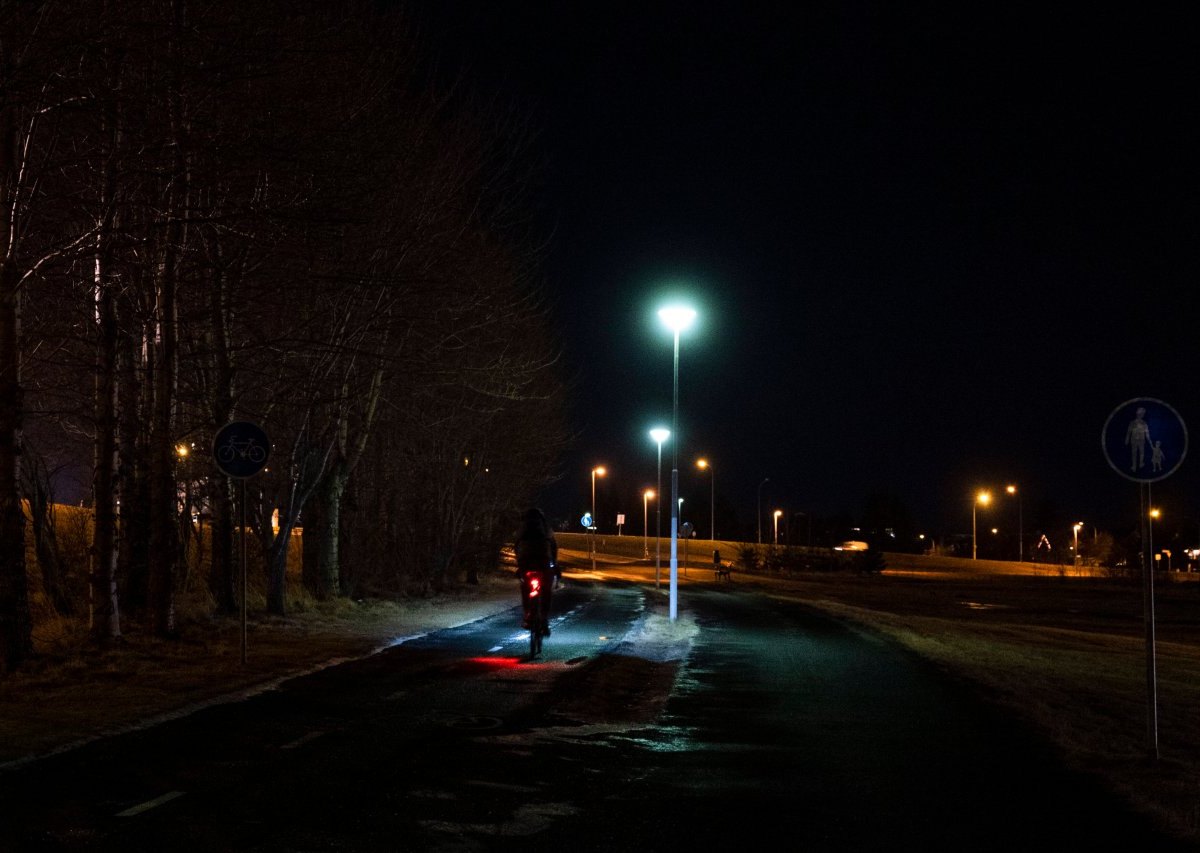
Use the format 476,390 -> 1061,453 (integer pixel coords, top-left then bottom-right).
217,437 -> 266,464
522,570 -> 549,658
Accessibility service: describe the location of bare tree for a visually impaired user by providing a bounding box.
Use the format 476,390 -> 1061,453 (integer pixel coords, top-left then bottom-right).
0,1 -> 96,670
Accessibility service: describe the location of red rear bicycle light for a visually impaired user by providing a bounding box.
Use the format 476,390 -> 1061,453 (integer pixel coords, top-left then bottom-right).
529,576 -> 541,596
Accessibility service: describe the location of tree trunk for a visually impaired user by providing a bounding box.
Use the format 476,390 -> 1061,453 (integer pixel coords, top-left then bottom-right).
91,223 -> 121,644
0,262 -> 29,673
117,325 -> 149,614
315,466 -> 347,599
147,263 -> 179,636
207,264 -> 236,613
0,96 -> 32,671
300,487 -> 326,598
148,0 -> 188,636
266,519 -> 293,615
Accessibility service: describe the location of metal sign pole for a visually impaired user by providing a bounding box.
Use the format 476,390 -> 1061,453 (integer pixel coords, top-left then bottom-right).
1143,481 -> 1159,758
241,478 -> 247,666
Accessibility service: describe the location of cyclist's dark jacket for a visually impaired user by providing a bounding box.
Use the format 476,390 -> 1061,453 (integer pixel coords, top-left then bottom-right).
515,508 -> 558,577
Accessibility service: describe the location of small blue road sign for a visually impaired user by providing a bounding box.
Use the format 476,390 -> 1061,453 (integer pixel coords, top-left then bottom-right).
1102,398 -> 1187,483
213,421 -> 271,479
580,513 -> 593,529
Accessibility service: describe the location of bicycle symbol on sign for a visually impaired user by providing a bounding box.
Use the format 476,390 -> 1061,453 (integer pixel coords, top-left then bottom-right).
217,437 -> 266,464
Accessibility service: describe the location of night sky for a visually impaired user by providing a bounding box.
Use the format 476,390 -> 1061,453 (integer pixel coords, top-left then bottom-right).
418,3 -> 1200,543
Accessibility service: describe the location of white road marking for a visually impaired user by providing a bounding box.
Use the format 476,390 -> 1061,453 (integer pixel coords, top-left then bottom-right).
115,790 -> 185,817
281,730 -> 325,750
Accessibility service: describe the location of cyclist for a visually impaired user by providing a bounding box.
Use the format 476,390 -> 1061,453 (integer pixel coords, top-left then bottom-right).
514,507 -> 559,635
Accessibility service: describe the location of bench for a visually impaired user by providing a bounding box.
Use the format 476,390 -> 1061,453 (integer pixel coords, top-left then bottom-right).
714,562 -> 733,581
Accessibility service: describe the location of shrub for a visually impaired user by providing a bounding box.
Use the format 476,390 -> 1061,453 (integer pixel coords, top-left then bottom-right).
736,543 -> 760,573
852,549 -> 887,574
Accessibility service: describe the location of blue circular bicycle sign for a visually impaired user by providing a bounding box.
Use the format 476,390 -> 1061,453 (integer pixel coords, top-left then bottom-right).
1101,398 -> 1187,483
213,421 -> 271,479
580,513 -> 594,529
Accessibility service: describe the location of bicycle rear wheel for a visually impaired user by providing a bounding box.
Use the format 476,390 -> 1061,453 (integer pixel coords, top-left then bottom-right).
529,599 -> 543,657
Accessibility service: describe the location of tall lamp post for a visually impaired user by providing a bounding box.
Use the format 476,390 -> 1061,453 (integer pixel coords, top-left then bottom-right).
590,466 -> 606,571
649,428 -> 670,589
1148,509 -> 1160,575
1006,484 -> 1023,561
1073,521 -> 1083,568
773,509 -> 783,545
659,305 -> 696,621
643,490 -> 654,558
973,490 -> 991,559
757,477 -> 770,544
697,458 -> 715,541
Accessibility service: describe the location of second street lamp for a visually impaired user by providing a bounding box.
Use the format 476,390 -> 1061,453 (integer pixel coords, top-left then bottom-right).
973,490 -> 991,560
643,489 -> 655,558
659,304 -> 696,621
773,509 -> 783,545
697,458 -> 715,541
591,466 -> 606,571
649,427 -> 670,588
1007,484 -> 1023,562
591,466 -> 606,531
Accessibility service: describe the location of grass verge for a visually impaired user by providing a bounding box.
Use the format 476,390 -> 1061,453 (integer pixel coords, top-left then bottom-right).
775,572 -> 1200,844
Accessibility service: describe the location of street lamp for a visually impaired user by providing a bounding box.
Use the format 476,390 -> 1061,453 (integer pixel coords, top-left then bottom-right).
1006,484 -> 1023,562
972,490 -> 991,560
590,466 -> 606,530
649,427 -> 670,589
591,466 -> 606,571
659,304 -> 696,621
773,509 -> 783,545
1149,508 -> 1161,574
1073,521 -> 1084,568
697,458 -> 715,541
643,490 -> 655,558
757,477 -> 770,544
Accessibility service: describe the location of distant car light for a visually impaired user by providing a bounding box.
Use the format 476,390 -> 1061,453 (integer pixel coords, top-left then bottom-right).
835,540 -> 869,551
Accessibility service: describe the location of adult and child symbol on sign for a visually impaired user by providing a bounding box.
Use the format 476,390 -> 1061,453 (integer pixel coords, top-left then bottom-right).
1125,406 -> 1166,474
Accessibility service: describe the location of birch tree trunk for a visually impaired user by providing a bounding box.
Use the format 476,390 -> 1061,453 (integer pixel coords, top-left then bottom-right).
92,255 -> 122,642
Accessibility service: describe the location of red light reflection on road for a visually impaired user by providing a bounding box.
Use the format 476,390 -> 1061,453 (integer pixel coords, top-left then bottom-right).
468,656 -> 523,668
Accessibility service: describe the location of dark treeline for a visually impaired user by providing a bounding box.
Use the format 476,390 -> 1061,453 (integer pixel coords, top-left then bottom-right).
0,0 -> 569,672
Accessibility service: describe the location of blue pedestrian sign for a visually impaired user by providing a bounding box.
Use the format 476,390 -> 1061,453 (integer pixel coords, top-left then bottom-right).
580,512 -> 593,529
1101,398 -> 1187,483
213,421 -> 271,479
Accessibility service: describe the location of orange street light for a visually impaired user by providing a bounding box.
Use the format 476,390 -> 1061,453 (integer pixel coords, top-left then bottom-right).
973,491 -> 991,560
1006,483 -> 1023,562
643,489 -> 655,558
697,458 -> 715,541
